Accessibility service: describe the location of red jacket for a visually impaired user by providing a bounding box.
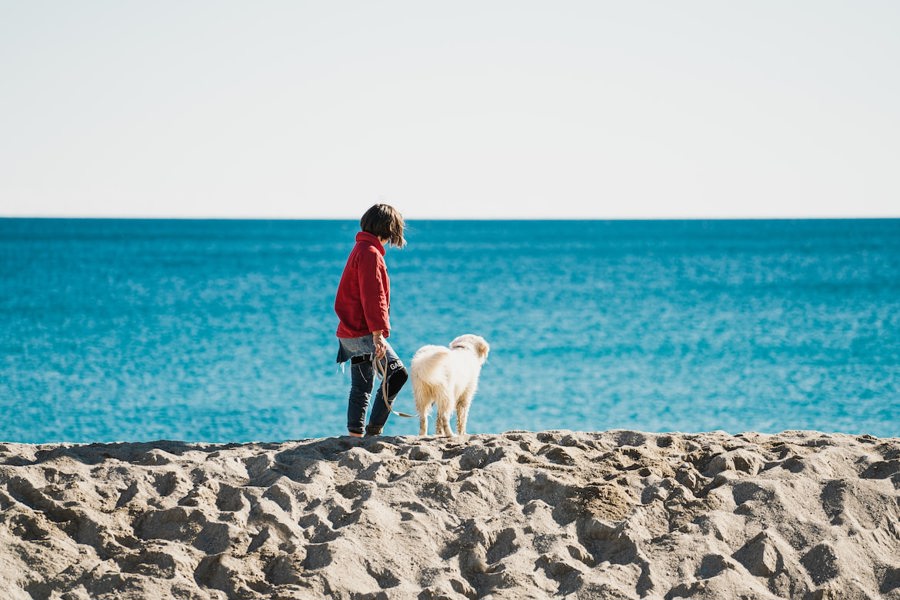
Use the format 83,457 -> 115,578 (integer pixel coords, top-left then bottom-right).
334,232 -> 391,338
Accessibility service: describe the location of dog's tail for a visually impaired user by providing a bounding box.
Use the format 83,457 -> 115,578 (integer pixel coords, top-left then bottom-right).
409,346 -> 451,386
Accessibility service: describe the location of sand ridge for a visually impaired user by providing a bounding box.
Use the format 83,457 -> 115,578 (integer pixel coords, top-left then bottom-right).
0,430 -> 898,599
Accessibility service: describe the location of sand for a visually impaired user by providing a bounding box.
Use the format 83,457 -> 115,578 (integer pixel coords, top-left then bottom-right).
1,430 -> 898,600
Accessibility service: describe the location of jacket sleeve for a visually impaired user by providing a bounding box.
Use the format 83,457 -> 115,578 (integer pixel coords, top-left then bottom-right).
357,248 -> 391,336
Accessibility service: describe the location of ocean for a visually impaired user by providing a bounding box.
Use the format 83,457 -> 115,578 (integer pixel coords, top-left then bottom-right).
1,218 -> 898,443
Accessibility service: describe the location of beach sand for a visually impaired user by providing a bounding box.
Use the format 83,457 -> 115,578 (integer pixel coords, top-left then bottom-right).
1,430 -> 898,599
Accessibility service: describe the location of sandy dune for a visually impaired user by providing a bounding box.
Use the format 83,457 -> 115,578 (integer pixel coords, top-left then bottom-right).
1,430 -> 898,599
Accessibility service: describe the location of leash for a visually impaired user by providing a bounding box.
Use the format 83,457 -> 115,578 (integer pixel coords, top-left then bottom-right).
372,353 -> 416,418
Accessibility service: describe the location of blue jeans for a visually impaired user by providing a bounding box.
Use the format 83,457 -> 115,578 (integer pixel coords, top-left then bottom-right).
337,337 -> 408,436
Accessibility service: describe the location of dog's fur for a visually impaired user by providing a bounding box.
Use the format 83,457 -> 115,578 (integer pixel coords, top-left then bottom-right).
410,334 -> 490,436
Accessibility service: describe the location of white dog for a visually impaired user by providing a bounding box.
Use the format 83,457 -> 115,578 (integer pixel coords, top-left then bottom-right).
410,334 -> 490,437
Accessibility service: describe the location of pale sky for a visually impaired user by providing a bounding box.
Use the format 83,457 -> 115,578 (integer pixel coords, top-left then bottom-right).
1,1 -> 898,219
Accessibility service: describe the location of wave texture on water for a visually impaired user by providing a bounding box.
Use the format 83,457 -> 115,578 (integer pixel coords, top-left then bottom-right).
1,218 -> 898,442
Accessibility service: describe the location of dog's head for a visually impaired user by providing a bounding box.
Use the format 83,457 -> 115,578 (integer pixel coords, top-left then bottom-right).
449,334 -> 490,365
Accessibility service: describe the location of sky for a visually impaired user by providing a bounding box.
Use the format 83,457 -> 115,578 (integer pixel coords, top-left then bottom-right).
1,1 -> 898,220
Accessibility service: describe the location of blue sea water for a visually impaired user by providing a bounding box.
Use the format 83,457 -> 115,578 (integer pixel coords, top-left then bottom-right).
1,218 -> 898,443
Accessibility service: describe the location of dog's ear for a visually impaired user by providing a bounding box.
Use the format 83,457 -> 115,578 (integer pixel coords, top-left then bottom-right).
475,337 -> 490,361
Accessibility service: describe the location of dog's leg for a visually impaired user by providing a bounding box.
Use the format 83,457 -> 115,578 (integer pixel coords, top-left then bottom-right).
434,406 -> 452,437
456,397 -> 471,436
432,409 -> 442,436
428,388 -> 453,437
438,412 -> 454,437
419,413 -> 428,436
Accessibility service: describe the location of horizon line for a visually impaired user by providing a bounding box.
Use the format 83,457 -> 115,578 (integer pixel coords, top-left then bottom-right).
2,215 -> 899,222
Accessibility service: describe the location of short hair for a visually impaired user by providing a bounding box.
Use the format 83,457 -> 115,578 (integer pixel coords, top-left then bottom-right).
360,204 -> 406,248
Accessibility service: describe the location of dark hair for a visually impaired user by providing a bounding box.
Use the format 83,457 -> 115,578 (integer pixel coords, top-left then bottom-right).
360,204 -> 406,248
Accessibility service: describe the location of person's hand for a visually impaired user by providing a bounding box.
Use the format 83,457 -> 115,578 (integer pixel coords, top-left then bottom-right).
372,331 -> 386,359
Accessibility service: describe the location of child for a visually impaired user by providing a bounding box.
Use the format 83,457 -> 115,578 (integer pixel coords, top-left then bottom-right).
334,204 -> 409,437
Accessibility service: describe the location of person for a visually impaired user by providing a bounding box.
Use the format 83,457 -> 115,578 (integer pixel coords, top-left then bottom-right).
334,204 -> 409,437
